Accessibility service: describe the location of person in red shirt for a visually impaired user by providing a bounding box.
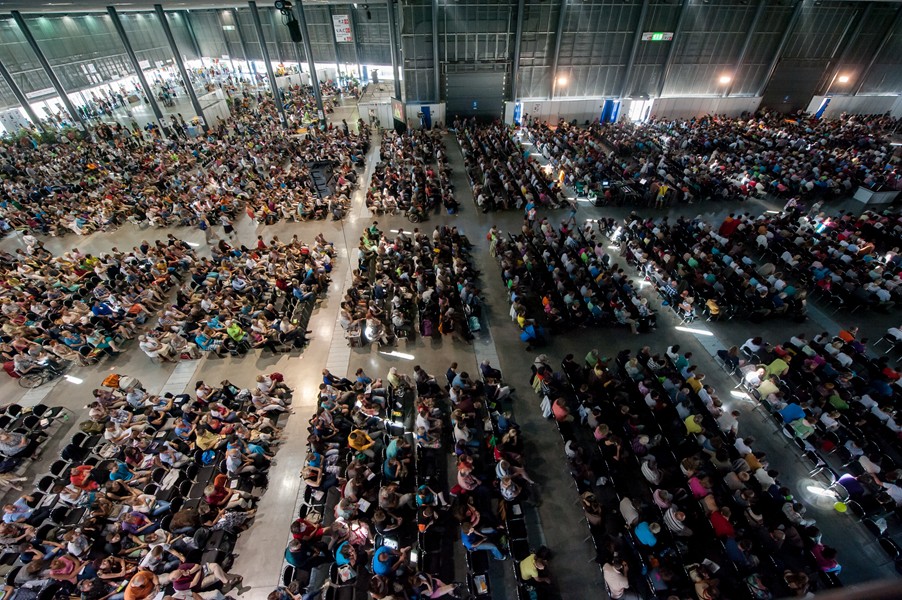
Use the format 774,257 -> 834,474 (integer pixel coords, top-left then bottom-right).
710,507 -> 736,538
291,517 -> 325,543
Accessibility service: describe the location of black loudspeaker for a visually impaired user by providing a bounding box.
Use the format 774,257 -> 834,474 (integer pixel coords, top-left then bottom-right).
286,18 -> 303,43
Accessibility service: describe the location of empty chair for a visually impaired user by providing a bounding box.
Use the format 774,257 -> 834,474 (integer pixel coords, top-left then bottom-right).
48,459 -> 70,478
863,517 -> 887,538
151,467 -> 167,484
20,414 -> 40,430
880,537 -> 902,561
49,506 -> 69,525
36,475 -> 55,493
4,404 -> 22,419
31,404 -> 65,420
60,443 -> 89,463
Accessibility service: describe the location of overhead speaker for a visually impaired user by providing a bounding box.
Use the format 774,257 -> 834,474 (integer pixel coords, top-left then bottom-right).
274,1 -> 292,10
286,17 -> 303,43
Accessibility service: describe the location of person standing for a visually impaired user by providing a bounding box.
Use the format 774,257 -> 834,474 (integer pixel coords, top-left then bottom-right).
199,216 -> 219,245
220,214 -> 237,241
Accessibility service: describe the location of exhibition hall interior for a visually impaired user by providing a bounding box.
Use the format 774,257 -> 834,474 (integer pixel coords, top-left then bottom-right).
0,0 -> 900,599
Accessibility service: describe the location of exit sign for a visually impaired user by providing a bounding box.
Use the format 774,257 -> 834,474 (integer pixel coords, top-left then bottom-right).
642,32 -> 673,41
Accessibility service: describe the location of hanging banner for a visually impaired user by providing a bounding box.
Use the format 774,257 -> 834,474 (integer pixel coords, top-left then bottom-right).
332,14 -> 353,42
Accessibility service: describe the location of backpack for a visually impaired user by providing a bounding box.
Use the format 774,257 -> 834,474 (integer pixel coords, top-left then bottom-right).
468,316 -> 481,332
79,420 -> 104,434
421,318 -> 433,337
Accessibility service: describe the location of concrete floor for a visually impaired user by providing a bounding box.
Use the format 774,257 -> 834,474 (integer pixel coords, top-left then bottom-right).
4,113 -> 901,600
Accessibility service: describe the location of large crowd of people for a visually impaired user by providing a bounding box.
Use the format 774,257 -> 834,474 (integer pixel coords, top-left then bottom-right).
138,233 -> 334,363
0,235 -> 196,376
365,129 -> 457,220
0,84 -> 365,237
343,223 -> 480,347
457,119 -> 565,212
532,343 -> 846,599
612,203 -> 901,325
270,357 -> 545,600
519,112 -> 901,208
488,218 -> 656,349
4,374 -> 289,600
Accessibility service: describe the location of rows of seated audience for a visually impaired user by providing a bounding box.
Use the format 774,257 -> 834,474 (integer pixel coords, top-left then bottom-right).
613,213 -> 810,324
1,374 -> 291,600
0,235 -> 197,378
532,344 -> 845,600
487,219 -> 657,350
136,234 -> 334,364
517,112 -> 901,209
342,223 -> 481,347
271,358 -> 551,600
365,129 -> 457,220
0,85 -> 363,237
735,327 -> 902,538
610,207 -> 899,325
456,119 -> 564,212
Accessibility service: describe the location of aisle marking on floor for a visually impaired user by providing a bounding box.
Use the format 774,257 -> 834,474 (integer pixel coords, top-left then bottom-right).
157,359 -> 202,397
18,378 -> 62,407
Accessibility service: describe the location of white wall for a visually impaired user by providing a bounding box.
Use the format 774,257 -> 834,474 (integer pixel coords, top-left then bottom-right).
358,100 -> 393,128
503,99 -> 605,125
648,97 -> 762,120
405,102 -> 446,129
504,97 -> 763,125
806,95 -> 902,119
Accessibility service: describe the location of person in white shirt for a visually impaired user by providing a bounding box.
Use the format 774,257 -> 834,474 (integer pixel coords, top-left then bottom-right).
734,437 -> 754,455
717,410 -> 740,436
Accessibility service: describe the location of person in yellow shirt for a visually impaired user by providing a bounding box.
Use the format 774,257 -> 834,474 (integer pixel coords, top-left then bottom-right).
684,414 -> 704,435
765,357 -> 790,378
348,429 -> 376,458
687,373 -> 705,393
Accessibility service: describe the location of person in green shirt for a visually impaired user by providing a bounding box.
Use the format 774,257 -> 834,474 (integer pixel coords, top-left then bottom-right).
226,320 -> 247,344
585,349 -> 601,369
766,357 -> 790,378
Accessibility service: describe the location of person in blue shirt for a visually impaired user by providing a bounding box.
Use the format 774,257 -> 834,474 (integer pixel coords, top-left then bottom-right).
91,301 -> 114,317
461,523 -> 506,560
2,495 -> 50,525
779,402 -> 806,424
372,545 -> 409,577
634,521 -> 660,547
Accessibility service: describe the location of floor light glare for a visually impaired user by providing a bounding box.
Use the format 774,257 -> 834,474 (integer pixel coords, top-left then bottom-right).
64,374 -> 84,384
674,326 -> 715,336
806,485 -> 836,498
730,390 -> 749,400
608,245 -> 619,250
187,242 -> 200,247
380,350 -> 415,360
765,210 -> 779,214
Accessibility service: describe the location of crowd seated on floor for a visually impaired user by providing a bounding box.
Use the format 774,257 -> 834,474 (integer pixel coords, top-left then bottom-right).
0,235 -> 197,377
365,129 -> 457,220
487,218 -> 657,350
531,344 -> 845,600
456,120 -> 564,212
0,85 -> 362,237
2,374 -> 291,600
136,234 -> 334,363
342,223 -> 480,347
271,357 -> 550,600
518,112 -> 901,209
